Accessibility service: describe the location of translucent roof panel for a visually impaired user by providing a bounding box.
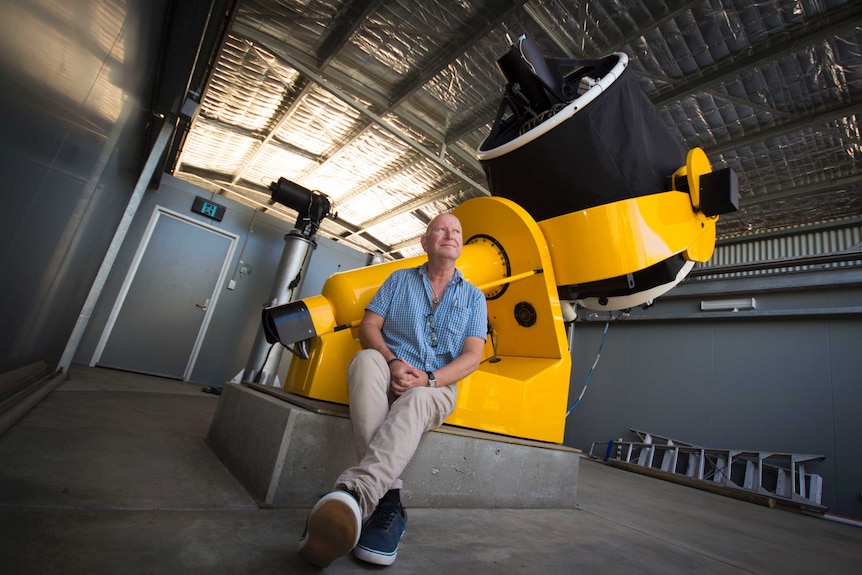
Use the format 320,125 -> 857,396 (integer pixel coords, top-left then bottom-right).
200,35 -> 299,133
273,84 -> 366,156
240,145 -> 320,190
178,122 -> 257,176
173,0 -> 862,259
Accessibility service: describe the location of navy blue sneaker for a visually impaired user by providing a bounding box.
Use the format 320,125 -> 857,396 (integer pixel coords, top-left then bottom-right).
353,501 -> 407,566
298,490 -> 362,567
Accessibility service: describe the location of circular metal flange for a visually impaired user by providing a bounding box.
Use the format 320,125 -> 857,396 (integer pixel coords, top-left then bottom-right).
465,234 -> 511,300
514,301 -> 537,327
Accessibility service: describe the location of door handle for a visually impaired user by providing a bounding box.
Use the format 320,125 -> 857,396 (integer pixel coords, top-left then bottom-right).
195,297 -> 210,311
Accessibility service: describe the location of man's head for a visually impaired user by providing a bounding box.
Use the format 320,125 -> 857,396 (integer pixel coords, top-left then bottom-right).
420,213 -> 463,263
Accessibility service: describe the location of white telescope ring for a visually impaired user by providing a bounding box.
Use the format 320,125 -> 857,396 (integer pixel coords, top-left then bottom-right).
477,52 -> 629,161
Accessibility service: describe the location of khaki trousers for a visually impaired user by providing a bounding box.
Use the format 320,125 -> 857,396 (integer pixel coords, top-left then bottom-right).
335,349 -> 457,518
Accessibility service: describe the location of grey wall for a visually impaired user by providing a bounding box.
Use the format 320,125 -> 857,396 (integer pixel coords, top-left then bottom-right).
0,0 -> 168,374
0,0 -> 367,384
564,274 -> 862,519
73,174 -> 369,385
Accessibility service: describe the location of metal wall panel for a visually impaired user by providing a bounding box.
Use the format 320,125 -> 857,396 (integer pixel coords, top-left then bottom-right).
565,309 -> 862,520
0,0 -> 169,373
698,219 -> 862,278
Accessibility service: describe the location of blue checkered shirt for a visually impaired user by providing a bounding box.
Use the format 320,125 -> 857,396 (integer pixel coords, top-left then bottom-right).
366,263 -> 487,371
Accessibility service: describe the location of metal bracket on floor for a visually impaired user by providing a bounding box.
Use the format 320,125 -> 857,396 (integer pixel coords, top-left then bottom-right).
590,429 -> 826,513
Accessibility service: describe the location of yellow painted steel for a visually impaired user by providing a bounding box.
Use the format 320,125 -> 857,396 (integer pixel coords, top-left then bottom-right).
451,357 -> 573,441
674,147 -> 712,212
302,294 -> 336,335
283,150 -> 721,444
540,191 -> 717,286
684,215 -> 717,263
300,240 -> 508,334
673,147 -> 719,263
445,197 -> 571,442
283,328 -> 360,404
540,148 -> 718,286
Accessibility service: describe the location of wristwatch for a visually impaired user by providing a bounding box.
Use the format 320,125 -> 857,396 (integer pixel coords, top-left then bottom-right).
425,371 -> 437,388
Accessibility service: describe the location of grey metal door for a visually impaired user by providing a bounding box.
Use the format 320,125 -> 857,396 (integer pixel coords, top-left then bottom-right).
96,209 -> 234,379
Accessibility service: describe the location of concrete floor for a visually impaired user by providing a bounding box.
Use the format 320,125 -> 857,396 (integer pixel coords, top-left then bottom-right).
1,366 -> 860,574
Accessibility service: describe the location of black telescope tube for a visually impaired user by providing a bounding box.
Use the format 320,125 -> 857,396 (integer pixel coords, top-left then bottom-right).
270,177 -> 314,210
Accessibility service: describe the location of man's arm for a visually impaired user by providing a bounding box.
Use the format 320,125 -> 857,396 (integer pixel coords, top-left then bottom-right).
358,310 -> 394,361
388,335 -> 483,395
425,335 -> 484,387
360,307 -> 485,391
359,309 -> 425,392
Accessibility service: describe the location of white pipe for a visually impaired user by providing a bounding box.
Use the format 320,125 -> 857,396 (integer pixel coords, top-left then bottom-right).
822,513 -> 862,528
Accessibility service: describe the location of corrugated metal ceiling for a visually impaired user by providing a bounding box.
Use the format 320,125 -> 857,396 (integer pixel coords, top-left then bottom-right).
172,0 -> 862,259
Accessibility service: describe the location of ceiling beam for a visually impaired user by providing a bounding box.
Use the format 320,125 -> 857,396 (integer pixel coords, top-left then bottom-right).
245,46 -> 473,209
327,148 -> 430,205
190,116 -> 324,163
445,0 -> 800,143
344,182 -> 465,240
233,22 -> 485,175
229,77 -> 315,185
736,174 -> 862,207
389,234 -> 425,253
522,2 -> 577,58
651,2 -> 862,108
243,13 -> 443,194
451,2 -> 861,146
445,101 -> 496,145
216,21 -> 490,254
600,0 -> 706,56
236,30 -> 489,197
707,101 -> 862,157
235,23 -> 389,108
316,0 -> 384,68
525,0 -> 702,60
388,0 -> 529,107
701,87 -> 787,119
179,169 -> 394,254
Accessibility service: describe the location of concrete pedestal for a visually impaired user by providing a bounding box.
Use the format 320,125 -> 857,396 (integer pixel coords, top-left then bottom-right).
207,383 -> 579,509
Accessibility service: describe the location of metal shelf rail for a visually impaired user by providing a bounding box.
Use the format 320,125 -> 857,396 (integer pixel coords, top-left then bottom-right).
591,429 -> 825,511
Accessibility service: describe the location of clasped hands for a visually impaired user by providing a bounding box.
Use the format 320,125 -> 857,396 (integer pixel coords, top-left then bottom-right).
388,359 -> 427,396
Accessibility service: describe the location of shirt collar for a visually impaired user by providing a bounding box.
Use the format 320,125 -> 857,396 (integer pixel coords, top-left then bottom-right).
418,262 -> 463,284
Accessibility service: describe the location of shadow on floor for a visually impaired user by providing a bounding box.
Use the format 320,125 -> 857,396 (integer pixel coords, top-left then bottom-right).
1,365 -> 861,574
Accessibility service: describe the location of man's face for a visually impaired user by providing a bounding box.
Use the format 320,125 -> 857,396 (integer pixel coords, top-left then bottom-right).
421,214 -> 463,261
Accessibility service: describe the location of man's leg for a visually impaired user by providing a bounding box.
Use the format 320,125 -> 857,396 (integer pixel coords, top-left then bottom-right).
299,349 -> 456,567
297,349 -> 387,568
337,383 -> 457,517
340,384 -> 457,565
346,349 -> 391,462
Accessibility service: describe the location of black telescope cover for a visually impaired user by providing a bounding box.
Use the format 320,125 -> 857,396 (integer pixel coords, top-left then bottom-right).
479,66 -> 686,222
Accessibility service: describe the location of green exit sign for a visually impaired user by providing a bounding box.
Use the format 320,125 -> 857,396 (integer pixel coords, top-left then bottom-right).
192,196 -> 226,221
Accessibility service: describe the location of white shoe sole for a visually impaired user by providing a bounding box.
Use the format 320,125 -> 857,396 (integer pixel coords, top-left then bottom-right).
354,544 -> 398,566
298,491 -> 362,567
353,528 -> 405,566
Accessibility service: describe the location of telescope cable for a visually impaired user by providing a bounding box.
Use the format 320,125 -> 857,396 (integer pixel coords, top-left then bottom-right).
255,342 -> 278,382
566,312 -> 611,417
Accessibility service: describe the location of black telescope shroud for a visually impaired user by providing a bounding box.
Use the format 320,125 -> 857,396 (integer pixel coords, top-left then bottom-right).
479,55 -> 687,223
